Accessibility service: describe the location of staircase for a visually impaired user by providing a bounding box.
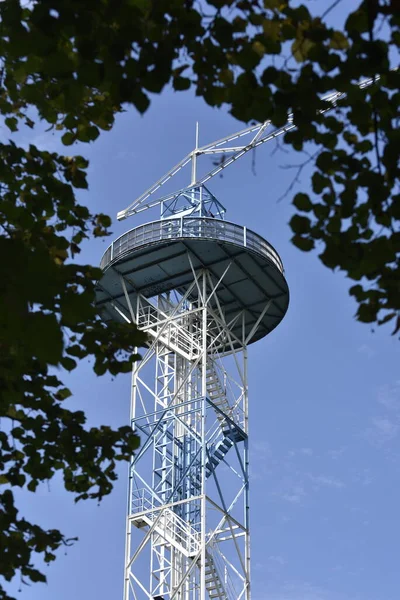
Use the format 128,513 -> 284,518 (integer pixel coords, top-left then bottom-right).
205,550 -> 228,599
206,437 -> 233,478
206,362 -> 232,428
206,360 -> 246,440
194,437 -> 233,487
192,360 -> 247,489
130,491 -> 200,558
132,507 -> 200,558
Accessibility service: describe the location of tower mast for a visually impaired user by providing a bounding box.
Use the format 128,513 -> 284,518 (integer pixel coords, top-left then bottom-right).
96,193 -> 288,599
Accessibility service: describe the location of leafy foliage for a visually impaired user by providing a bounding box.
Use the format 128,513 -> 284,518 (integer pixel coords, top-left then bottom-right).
0,0 -> 398,598
1,0 -> 397,335
0,140 -> 147,598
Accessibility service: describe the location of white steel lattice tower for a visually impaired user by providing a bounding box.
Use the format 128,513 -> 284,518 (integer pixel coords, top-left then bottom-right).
96,185 -> 289,600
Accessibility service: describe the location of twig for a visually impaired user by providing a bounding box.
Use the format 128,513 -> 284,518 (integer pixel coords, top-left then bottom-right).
321,0 -> 344,20
276,150 -> 320,203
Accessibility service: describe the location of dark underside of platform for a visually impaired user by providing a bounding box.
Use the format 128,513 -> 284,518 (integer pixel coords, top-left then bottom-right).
95,237 -> 289,347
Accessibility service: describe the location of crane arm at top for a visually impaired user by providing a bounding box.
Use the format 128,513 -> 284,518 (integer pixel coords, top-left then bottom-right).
117,75 -> 378,221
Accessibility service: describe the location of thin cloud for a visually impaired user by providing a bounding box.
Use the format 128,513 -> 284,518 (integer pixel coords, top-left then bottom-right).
253,580 -> 357,600
365,415 -> 399,446
363,381 -> 400,446
353,468 -> 374,486
268,555 -> 287,566
357,344 -> 376,359
377,381 -> 400,411
328,447 -> 346,460
288,447 -> 313,457
308,474 -> 345,489
282,485 -> 306,504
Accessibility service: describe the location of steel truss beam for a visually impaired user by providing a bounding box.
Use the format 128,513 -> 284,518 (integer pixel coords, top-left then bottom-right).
117,75 -> 380,221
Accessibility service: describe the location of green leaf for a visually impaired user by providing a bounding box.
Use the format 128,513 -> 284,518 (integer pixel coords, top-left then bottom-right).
5,117 -> 18,132
292,37 -> 315,63
132,89 -> 150,114
329,31 -> 349,50
173,76 -> 191,92
293,192 -> 312,212
62,132 -> 76,146
61,357 -> 77,371
312,172 -> 330,194
313,203 -> 330,219
25,313 -> 63,365
252,41 -> 266,57
357,303 -> 377,323
77,125 -> 100,143
74,156 -> 89,169
291,234 -> 314,251
290,214 -> 311,234
55,388 -> 72,400
263,19 -> 281,41
27,480 -> 39,492
219,68 -> 234,85
96,214 -> 112,228
316,152 -> 333,172
264,0 -> 286,8
326,216 -> 341,233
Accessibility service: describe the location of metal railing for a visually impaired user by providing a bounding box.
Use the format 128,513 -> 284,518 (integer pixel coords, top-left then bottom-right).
207,542 -> 240,600
131,489 -> 201,557
206,360 -> 245,432
100,217 -> 284,274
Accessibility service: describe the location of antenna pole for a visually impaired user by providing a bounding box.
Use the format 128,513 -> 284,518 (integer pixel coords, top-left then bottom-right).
118,74 -> 380,221
191,121 -> 199,185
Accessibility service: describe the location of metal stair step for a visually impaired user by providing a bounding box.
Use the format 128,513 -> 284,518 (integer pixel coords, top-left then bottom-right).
223,427 -> 247,443
203,550 -> 228,600
209,389 -> 225,397
212,397 -> 229,406
207,582 -> 224,590
194,436 -> 236,482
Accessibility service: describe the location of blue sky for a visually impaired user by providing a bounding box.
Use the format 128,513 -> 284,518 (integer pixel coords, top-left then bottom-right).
5,15 -> 400,600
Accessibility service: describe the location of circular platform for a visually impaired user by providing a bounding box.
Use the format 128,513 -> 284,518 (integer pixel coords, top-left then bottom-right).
95,217 -> 289,347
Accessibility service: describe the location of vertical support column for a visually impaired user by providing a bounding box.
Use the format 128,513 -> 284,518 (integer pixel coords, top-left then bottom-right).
200,272 -> 207,600
123,356 -> 139,600
244,345 -> 251,600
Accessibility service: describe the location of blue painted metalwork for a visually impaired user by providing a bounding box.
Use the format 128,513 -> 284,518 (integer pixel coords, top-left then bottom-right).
161,185 -> 226,220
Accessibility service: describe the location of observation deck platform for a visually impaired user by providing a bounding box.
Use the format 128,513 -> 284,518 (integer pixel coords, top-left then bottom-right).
95,217 -> 289,347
